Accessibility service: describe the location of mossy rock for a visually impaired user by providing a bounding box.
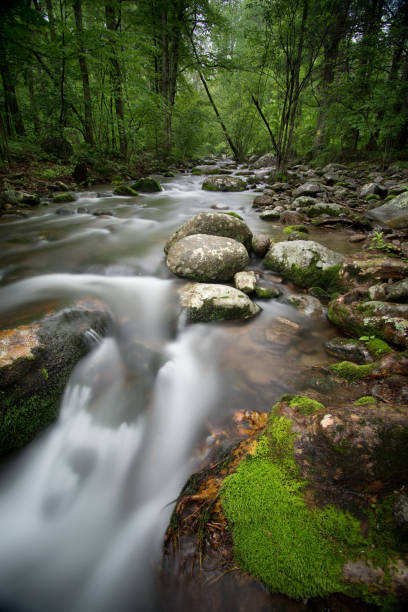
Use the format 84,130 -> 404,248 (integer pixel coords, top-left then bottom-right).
0,306 -> 111,454
131,177 -> 162,192
52,192 -> 76,203
283,224 -> 308,235
221,409 -> 407,606
113,184 -> 138,196
264,240 -> 344,291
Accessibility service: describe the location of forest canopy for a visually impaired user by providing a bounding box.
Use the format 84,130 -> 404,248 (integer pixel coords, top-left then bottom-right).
1,0 -> 408,169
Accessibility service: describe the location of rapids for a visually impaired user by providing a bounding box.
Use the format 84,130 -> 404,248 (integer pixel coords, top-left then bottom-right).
0,168 -> 347,611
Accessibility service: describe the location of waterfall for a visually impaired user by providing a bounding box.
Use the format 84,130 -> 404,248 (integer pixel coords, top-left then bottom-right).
0,275 -> 219,612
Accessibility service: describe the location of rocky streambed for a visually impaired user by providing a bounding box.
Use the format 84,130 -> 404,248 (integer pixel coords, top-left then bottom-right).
0,156 -> 407,611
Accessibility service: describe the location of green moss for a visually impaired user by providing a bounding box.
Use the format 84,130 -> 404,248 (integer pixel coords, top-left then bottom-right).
288,395 -> 325,415
384,194 -> 396,202
52,192 -> 76,203
329,361 -> 375,381
309,286 -> 329,300
283,225 -> 308,235
41,368 -> 49,380
113,184 -> 138,196
366,337 -> 393,359
255,287 -> 280,299
221,416 -> 396,603
191,168 -> 202,175
217,211 -> 244,220
0,392 -> 60,454
131,177 -> 162,192
354,396 -> 376,406
366,193 -> 381,201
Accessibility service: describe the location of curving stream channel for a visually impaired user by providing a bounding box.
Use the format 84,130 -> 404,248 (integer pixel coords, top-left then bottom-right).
0,167 -> 354,612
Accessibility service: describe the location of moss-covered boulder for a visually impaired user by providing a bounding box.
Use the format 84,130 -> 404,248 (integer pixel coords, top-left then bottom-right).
179,283 -> 261,322
264,240 -> 344,290
202,175 -> 246,192
164,212 -> 252,254
324,336 -> 393,364
131,177 -> 162,192
113,184 -> 138,196
166,234 -> 249,282
0,304 -> 111,454
220,397 -> 408,606
328,289 -> 408,347
339,254 -> 408,290
52,192 -> 77,203
305,202 -> 349,217
234,270 -> 257,294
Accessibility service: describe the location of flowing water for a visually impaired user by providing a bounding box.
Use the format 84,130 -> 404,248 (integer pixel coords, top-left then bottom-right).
0,167 -> 355,612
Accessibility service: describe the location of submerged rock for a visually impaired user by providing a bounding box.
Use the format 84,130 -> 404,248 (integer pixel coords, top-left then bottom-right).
166,234 -> 249,282
264,240 -> 344,290
164,212 -> 252,254
202,175 -> 246,192
179,283 -> 260,322
0,303 -> 112,454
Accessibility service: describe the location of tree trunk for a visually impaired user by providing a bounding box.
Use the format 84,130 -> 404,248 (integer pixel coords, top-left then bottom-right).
0,52 -> 25,137
73,0 -> 94,146
105,4 -> 127,158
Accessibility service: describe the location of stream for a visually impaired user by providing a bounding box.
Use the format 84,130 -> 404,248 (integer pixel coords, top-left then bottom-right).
0,166 -> 354,612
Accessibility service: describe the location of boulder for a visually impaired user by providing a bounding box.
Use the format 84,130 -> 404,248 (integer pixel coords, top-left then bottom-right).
164,212 -> 252,254
360,183 -> 387,198
366,192 -> 408,228
292,182 -> 326,198
264,240 -> 344,290
234,271 -> 257,294
166,234 -> 249,282
52,192 -> 77,203
305,202 -> 349,217
328,289 -> 408,347
251,234 -> 270,257
286,294 -> 323,316
386,278 -> 408,301
292,196 -> 318,208
260,208 -> 281,221
131,177 -> 162,192
202,175 -> 246,192
179,283 -> 260,322
324,338 -> 375,364
0,303 -> 111,454
252,153 -> 276,169
252,194 -> 275,208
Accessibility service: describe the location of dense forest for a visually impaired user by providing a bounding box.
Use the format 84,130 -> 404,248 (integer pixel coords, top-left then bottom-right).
1,0 -> 408,173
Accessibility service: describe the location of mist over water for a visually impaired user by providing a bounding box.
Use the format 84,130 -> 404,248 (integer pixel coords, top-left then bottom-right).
0,274 -> 219,612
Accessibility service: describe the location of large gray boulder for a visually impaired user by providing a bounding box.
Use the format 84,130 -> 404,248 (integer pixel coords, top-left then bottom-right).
166,234 -> 249,282
292,182 -> 326,198
202,175 -> 246,192
366,192 -> 408,228
305,202 -> 349,217
164,212 -> 252,254
179,283 -> 260,322
252,153 -> 276,169
264,240 -> 344,289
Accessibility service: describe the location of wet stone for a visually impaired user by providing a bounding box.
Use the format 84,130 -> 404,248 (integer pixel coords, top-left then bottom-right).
265,317 -> 301,346
324,338 -> 373,364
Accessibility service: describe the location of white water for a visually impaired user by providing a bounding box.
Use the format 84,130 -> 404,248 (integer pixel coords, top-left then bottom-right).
0,275 -> 219,612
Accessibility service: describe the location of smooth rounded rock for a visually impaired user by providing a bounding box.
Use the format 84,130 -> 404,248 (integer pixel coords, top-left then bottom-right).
166,234 -> 249,282
264,240 -> 344,289
202,175 -> 246,192
179,283 -> 261,322
164,212 -> 252,253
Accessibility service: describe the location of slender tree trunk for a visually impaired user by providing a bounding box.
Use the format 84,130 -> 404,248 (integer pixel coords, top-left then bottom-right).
189,32 -> 240,160
105,4 -> 127,158
73,0 -> 94,145
46,0 -> 57,42
0,55 -> 25,136
27,68 -> 40,134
